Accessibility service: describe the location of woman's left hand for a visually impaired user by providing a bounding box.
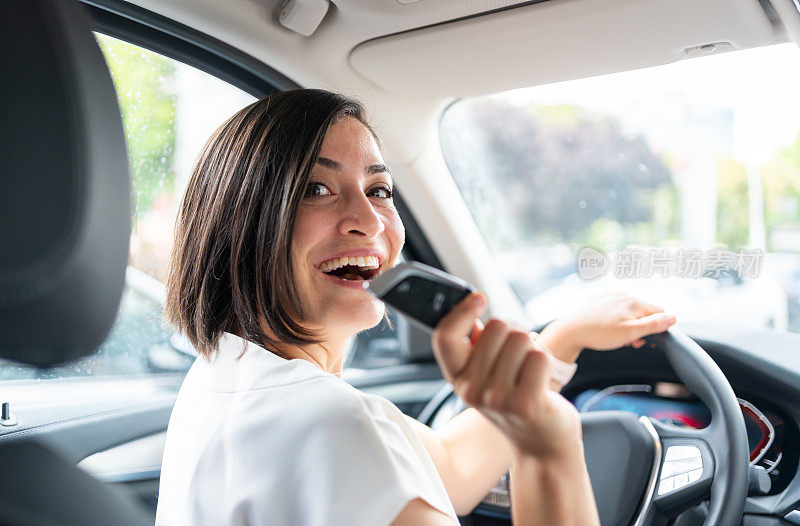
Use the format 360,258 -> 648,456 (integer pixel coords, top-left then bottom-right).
536,291 -> 677,364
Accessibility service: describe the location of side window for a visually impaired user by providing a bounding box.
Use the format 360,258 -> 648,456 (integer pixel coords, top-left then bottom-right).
345,308 -> 406,370
0,34 -> 256,380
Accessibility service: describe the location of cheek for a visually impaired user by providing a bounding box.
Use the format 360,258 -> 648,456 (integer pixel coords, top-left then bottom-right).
291,207 -> 334,275
385,210 -> 405,262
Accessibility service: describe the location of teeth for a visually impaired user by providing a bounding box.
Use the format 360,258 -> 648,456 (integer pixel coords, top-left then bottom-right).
319,255 -> 380,273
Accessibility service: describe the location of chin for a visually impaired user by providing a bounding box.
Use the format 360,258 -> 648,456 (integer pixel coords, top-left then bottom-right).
338,300 -> 385,333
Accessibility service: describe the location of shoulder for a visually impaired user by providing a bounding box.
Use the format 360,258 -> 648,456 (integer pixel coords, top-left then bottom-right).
209,370 -> 401,444
298,378 -> 402,439
250,377 -> 419,475
296,382 -> 457,524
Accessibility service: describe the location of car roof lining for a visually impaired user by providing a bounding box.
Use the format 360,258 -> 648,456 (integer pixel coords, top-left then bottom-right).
101,0 -> 790,97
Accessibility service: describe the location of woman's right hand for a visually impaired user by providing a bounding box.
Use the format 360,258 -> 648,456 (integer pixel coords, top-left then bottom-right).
431,292 -> 582,460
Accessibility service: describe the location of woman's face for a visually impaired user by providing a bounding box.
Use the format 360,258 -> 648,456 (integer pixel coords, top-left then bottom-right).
291,116 -> 405,336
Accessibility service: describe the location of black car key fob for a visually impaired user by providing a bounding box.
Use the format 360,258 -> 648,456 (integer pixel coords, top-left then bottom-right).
364,262 -> 476,332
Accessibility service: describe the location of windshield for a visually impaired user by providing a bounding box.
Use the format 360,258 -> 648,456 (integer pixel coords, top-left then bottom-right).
440,43 -> 800,333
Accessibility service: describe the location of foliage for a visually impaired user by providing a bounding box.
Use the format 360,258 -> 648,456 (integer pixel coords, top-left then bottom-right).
762,133 -> 800,248
716,157 -> 749,250
440,98 -> 675,252
96,34 -> 177,224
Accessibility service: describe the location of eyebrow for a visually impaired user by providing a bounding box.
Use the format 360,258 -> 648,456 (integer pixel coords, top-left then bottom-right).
316,156 -> 391,176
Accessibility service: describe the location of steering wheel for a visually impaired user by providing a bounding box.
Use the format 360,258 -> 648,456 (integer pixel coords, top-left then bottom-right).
421,328 -> 750,525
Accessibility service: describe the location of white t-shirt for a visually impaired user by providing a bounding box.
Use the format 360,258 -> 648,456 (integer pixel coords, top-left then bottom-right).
156,332 -> 457,526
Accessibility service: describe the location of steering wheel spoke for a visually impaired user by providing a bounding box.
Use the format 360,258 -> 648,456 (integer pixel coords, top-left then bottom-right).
649,418 -> 715,516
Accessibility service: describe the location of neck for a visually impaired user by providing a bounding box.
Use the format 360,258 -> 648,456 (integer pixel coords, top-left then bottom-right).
264,330 -> 349,375
256,318 -> 351,375
283,338 -> 348,375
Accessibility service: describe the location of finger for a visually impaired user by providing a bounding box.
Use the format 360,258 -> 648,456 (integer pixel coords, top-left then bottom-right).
459,319 -> 510,405
630,297 -> 664,318
469,318 -> 485,346
630,339 -> 646,348
432,292 -> 487,380
622,312 -> 676,340
484,331 -> 531,407
516,347 -> 552,411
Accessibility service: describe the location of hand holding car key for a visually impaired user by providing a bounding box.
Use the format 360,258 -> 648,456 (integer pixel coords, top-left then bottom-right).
366,263 -> 694,525
366,261 -> 589,464
365,262 -> 672,458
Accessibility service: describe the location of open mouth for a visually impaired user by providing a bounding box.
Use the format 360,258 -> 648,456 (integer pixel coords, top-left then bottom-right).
319,255 -> 381,282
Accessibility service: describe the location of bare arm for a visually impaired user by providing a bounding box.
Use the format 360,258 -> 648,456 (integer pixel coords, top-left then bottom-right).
510,443 -> 598,526
387,440 -> 598,526
389,450 -> 597,526
402,328 -> 574,516
403,408 -> 513,515
427,293 -> 600,526
402,330 -> 573,516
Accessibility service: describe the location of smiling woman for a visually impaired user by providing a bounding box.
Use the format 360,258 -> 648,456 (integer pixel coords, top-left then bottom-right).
163,89 -> 399,360
157,89 -> 459,525
291,115 -> 404,339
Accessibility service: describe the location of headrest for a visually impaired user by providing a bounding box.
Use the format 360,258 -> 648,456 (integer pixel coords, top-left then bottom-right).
0,0 -> 131,366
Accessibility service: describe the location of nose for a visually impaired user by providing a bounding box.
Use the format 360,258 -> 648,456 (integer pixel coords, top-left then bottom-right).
337,192 -> 384,238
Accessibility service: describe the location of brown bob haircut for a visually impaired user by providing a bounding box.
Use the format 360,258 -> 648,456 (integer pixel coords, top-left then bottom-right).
164,88 -> 380,359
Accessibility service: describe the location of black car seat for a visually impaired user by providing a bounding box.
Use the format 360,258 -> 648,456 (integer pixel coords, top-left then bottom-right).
0,0 -> 151,524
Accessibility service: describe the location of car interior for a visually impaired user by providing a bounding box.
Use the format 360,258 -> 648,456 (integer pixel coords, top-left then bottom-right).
2,0 -> 800,525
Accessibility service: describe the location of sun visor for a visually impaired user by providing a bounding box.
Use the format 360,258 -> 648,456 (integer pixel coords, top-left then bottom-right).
349,0 -> 777,98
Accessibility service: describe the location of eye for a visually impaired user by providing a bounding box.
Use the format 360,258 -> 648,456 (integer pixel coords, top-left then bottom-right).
305,182 -> 331,197
368,185 -> 393,199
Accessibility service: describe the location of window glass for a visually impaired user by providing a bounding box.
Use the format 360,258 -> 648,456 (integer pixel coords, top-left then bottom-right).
97,34 -> 257,280
345,308 -> 405,370
441,44 -> 800,333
